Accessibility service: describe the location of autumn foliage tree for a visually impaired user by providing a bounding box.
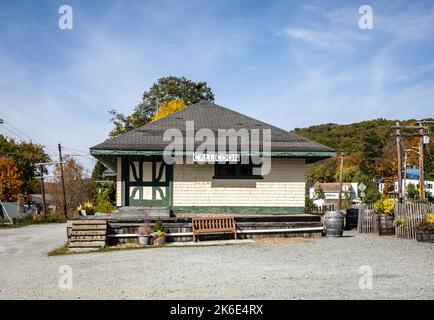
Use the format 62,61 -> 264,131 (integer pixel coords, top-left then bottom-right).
0,135 -> 50,195
0,157 -> 24,201
151,99 -> 186,122
109,76 -> 214,137
47,156 -> 91,213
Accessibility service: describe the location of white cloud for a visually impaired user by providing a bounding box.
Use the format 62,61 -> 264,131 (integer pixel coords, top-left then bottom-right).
282,27 -> 353,49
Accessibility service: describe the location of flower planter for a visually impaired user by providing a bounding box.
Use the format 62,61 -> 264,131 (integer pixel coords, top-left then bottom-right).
138,235 -> 151,245
378,214 -> 395,236
416,232 -> 434,243
153,235 -> 166,246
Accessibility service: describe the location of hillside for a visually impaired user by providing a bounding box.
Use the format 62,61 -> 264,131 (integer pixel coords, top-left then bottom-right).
292,118 -> 434,198
293,119 -> 395,153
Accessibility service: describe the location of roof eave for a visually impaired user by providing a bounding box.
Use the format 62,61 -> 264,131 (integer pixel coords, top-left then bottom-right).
90,148 -> 335,159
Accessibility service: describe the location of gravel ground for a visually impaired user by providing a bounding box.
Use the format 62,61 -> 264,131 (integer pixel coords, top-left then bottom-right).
0,223 -> 433,299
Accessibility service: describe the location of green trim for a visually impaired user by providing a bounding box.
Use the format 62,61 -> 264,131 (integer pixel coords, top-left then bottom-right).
90,149 -> 335,158
120,157 -> 125,207
123,157 -> 173,207
171,206 -> 306,214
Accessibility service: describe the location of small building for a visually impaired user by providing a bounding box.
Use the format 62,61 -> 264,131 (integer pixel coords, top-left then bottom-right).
309,182 -> 359,207
91,102 -> 335,216
0,195 -> 33,224
379,179 -> 434,198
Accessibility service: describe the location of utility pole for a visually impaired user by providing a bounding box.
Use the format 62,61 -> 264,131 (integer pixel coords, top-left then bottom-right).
392,121 -> 431,202
338,152 -> 344,212
403,150 -> 408,200
419,125 -> 425,199
38,164 -> 47,215
58,143 -> 68,220
396,122 -> 403,202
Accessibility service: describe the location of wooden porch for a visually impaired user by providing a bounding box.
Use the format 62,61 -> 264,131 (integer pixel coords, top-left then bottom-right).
67,213 -> 324,246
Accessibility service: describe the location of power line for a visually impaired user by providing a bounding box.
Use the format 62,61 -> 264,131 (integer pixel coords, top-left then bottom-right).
2,120 -> 42,145
62,145 -> 89,154
0,125 -> 28,142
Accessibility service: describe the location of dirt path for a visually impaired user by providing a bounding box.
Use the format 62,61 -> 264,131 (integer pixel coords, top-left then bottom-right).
0,224 -> 433,299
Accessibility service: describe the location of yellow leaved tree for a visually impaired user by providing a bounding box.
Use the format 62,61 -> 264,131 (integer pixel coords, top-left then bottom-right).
151,99 -> 186,122
0,157 -> 24,201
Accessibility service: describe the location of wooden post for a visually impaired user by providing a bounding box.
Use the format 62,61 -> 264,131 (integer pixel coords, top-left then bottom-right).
419,126 -> 425,199
58,143 -> 68,220
38,164 -> 47,215
396,122 -> 403,202
338,153 -> 344,212
403,150 -> 408,200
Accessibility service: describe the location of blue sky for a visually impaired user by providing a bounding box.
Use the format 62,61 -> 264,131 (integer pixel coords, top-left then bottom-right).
1,0 -> 434,171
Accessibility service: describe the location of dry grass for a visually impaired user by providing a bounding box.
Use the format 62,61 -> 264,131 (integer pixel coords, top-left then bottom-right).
110,243 -> 144,249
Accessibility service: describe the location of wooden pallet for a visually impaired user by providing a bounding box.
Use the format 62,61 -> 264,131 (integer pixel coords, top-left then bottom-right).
68,220 -> 107,252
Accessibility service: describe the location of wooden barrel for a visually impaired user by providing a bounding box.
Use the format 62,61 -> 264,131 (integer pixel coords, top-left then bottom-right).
324,211 -> 344,237
378,214 -> 395,236
345,208 -> 359,230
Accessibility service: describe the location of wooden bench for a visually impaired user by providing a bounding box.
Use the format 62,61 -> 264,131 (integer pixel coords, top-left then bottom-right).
192,216 -> 237,242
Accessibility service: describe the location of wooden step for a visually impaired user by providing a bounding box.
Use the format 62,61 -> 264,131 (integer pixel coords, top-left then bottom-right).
68,220 -> 107,252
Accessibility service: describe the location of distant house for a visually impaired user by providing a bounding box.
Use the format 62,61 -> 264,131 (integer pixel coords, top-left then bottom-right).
0,194 -> 55,224
309,182 -> 359,207
0,197 -> 33,224
379,179 -> 434,198
90,102 -> 335,215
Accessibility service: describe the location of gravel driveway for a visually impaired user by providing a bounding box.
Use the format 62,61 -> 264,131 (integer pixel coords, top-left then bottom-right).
0,223 -> 433,299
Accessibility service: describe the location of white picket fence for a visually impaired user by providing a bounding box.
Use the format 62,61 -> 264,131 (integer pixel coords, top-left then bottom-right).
394,202 -> 433,240
357,202 -> 433,239
357,203 -> 377,233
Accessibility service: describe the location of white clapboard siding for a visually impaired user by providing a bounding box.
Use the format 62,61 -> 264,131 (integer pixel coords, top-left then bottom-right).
172,158 -> 305,207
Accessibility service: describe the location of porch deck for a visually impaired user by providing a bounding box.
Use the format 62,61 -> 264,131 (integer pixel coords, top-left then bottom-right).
68,213 -> 324,244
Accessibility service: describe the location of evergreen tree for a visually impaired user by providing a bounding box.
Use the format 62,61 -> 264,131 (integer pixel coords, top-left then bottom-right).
406,183 -> 418,201
360,127 -> 382,176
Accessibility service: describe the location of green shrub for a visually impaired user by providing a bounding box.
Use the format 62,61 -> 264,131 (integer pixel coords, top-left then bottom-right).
154,218 -> 164,232
153,229 -> 166,240
94,183 -> 116,213
393,216 -> 408,227
406,183 -> 418,201
95,198 -> 115,213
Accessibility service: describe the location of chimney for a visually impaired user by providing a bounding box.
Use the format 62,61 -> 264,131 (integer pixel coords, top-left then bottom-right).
18,193 -> 25,214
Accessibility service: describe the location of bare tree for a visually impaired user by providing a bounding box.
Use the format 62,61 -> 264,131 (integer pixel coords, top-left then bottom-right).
48,156 -> 91,214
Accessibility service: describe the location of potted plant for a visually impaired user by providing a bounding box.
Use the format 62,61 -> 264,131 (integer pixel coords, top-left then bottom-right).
138,217 -> 153,245
153,218 -> 166,245
415,214 -> 434,243
77,202 -> 95,216
374,198 -> 395,236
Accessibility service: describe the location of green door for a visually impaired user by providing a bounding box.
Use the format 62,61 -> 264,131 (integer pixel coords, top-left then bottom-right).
124,157 -> 173,207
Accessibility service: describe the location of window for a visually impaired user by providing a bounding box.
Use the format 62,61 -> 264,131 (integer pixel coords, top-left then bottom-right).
213,161 -> 262,179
